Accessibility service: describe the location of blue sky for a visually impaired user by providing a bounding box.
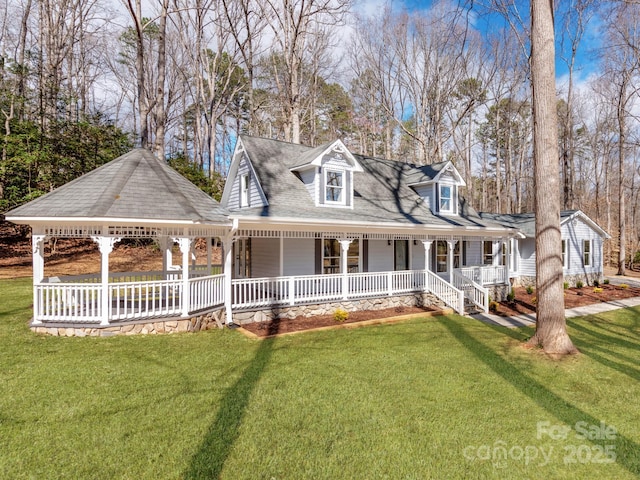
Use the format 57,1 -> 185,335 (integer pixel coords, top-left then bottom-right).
355,0 -> 603,82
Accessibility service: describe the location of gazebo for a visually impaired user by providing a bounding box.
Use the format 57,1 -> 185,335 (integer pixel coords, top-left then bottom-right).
5,149 -> 233,335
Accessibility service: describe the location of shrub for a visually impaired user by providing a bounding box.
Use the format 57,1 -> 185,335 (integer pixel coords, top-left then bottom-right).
603,278 -> 610,285
489,301 -> 499,312
593,287 -> 603,294
620,283 -> 629,290
334,308 -> 349,322
531,297 -> 537,304
593,279 -> 600,287
526,285 -> 534,295
563,282 -> 569,290
576,281 -> 584,289
507,288 -> 515,303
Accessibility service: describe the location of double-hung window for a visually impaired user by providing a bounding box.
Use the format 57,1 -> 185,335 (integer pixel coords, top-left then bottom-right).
583,239 -> 591,266
325,169 -> 344,203
483,241 -> 493,265
323,239 -> 359,274
439,184 -> 452,213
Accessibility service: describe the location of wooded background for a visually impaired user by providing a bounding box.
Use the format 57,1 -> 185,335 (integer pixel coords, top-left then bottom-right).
0,0 -> 638,269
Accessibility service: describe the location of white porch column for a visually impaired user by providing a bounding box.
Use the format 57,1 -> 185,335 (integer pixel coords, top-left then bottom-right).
31,234 -> 47,325
222,233 -> 234,324
92,236 -> 121,326
206,237 -> 212,274
175,237 -> 193,317
339,239 -> 353,300
447,240 -> 455,281
421,240 -> 433,272
502,237 -> 509,284
159,237 -> 171,278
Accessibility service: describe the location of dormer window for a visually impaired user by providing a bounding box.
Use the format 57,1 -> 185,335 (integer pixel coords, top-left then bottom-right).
240,173 -> 249,207
325,169 -> 344,204
440,184 -> 452,212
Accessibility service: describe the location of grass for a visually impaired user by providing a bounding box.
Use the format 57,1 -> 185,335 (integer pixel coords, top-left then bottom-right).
1,277 -> 640,479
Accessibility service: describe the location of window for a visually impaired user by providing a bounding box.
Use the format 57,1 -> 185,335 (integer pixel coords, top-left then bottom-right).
483,241 -> 493,265
240,173 -> 249,207
453,241 -> 461,269
501,242 -> 508,266
439,184 -> 452,213
323,239 -> 359,274
325,169 -> 344,203
583,239 -> 591,266
436,240 -> 448,273
562,240 -> 567,268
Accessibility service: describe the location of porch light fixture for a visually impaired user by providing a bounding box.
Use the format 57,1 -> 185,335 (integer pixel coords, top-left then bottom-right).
388,239 -> 392,246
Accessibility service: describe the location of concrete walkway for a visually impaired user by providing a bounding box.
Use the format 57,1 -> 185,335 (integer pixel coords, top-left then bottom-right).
471,289 -> 640,328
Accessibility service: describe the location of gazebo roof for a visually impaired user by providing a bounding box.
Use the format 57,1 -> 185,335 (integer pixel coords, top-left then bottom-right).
5,149 -> 229,225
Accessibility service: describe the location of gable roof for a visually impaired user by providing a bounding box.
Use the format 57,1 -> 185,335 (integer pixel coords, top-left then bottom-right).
406,161 -> 466,187
289,139 -> 363,172
480,210 -> 610,239
5,148 -> 229,225
226,135 -> 514,234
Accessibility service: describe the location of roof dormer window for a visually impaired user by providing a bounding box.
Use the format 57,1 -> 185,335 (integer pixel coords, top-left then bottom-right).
325,169 -> 344,204
439,183 -> 456,214
240,173 -> 250,207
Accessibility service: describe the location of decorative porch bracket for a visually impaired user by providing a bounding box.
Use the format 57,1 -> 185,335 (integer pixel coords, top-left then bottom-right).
339,239 -> 353,299
31,234 -> 47,325
91,236 -> 122,325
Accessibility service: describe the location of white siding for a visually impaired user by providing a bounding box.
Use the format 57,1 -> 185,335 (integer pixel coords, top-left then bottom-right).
411,242 -> 425,270
251,238 -> 280,277
563,218 -> 604,275
228,155 -> 265,210
367,240 -> 393,272
283,238 -> 315,276
518,238 -> 537,277
464,241 -> 482,267
413,184 -> 434,211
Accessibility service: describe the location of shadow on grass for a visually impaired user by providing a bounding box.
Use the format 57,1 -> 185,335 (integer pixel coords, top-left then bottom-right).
568,318 -> 640,352
440,316 -> 640,476
184,337 -> 275,479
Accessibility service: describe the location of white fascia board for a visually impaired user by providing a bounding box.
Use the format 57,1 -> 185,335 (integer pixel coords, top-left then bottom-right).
230,214 -> 519,237
292,140 -> 363,172
5,216 -> 232,227
561,210 -> 611,239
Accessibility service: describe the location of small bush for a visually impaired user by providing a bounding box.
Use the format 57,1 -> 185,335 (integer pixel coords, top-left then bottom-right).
526,285 -> 534,295
563,282 -> 569,290
507,288 -> 515,303
531,296 -> 537,304
593,279 -> 600,287
334,308 -> 349,322
593,287 -> 603,294
603,278 -> 610,285
576,281 -> 584,289
620,283 -> 629,290
489,301 -> 499,312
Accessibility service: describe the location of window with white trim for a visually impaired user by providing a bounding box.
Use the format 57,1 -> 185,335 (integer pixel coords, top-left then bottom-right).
240,173 -> 249,207
325,169 -> 344,204
483,241 -> 493,265
583,239 -> 591,266
323,239 -> 359,274
439,184 -> 453,213
436,240 -> 448,273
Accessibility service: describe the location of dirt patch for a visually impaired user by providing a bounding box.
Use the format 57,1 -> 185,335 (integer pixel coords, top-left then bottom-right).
494,284 -> 640,317
0,221 -> 219,279
241,305 -> 440,338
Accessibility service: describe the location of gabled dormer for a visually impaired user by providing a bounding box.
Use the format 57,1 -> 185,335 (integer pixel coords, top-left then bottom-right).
221,138 -> 268,210
408,161 -> 466,216
290,140 -> 362,209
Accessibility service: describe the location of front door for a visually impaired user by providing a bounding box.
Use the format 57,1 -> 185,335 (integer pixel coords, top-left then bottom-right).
394,240 -> 409,270
233,238 -> 251,278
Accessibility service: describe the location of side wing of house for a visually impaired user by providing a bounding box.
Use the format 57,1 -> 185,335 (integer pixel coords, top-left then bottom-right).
561,213 -> 608,279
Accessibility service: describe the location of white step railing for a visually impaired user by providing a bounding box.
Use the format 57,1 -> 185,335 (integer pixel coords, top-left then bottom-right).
424,270 -> 465,314
457,265 -> 507,286
451,270 -> 489,313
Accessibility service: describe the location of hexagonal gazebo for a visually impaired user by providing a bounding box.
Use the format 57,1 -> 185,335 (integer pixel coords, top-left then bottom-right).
5,149 -> 232,335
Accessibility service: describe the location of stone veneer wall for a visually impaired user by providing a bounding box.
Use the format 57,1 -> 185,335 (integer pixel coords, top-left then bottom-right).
231,293 -> 447,325
31,309 -> 226,337
515,273 -> 604,289
486,284 -> 511,302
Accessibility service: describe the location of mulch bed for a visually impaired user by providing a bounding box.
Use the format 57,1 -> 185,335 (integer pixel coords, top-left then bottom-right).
495,284 -> 640,317
240,305 -> 440,338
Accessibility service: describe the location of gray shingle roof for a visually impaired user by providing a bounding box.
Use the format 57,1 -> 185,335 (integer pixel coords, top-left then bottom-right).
5,149 -> 229,224
233,136 -> 510,231
480,210 -> 579,237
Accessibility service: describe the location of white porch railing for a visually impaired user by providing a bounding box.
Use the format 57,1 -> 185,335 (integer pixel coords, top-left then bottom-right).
451,270 -> 489,313
232,270 -> 465,314
34,273 -> 225,324
457,265 -> 508,286
50,265 -> 223,284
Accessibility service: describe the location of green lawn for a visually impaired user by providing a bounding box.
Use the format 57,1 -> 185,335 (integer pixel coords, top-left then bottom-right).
1,277 -> 639,479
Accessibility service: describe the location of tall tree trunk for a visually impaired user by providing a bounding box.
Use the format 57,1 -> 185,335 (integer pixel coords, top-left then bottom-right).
617,86 -> 627,275
527,0 -> 577,355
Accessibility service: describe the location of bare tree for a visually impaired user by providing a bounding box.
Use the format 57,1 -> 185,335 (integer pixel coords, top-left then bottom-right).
527,0 -> 577,354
